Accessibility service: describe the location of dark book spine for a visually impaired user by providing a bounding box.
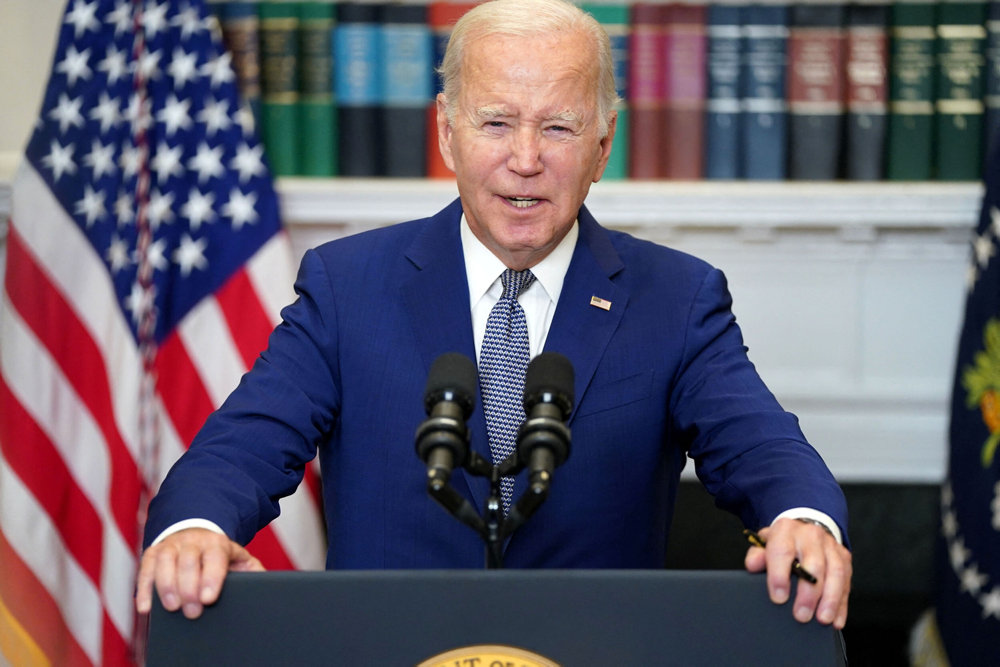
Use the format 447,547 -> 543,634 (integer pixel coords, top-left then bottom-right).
844,1 -> 890,180
585,2 -> 631,180
935,0 -> 988,180
985,0 -> 1000,157
886,0 -> 937,181
381,3 -> 433,177
260,1 -> 301,176
786,2 -> 847,180
335,1 -> 383,176
299,0 -> 336,176
662,2 -> 708,180
629,2 -> 668,179
218,1 -> 263,131
741,2 -> 789,180
705,1 -> 745,179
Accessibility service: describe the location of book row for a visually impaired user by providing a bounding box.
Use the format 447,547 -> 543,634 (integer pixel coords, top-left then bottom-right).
212,0 -> 1000,181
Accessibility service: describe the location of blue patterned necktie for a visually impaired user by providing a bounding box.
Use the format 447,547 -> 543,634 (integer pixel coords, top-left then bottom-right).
480,268 -> 536,514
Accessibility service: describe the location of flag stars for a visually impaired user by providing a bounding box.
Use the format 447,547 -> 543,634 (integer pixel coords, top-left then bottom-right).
90,92 -> 121,134
222,189 -> 259,229
75,184 -> 107,226
124,280 -> 156,325
198,97 -> 232,137
167,46 -> 200,88
981,587 -> 1000,620
83,139 -> 117,179
189,142 -> 225,182
949,537 -> 970,571
42,139 -> 77,182
151,141 -> 184,183
105,0 -> 134,37
141,1 -> 170,39
180,188 -> 216,230
173,234 -> 209,277
147,189 -> 176,231
960,563 -> 990,596
56,44 -> 92,87
106,234 -> 131,273
97,45 -> 130,86
200,51 -> 235,89
134,48 -> 163,83
973,231 -> 995,269
231,142 -> 265,183
157,94 -> 193,137
64,0 -> 100,38
115,189 -> 135,226
172,1 -> 209,40
49,93 -> 85,134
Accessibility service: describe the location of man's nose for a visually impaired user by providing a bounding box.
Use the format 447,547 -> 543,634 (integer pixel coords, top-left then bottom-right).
506,127 -> 543,176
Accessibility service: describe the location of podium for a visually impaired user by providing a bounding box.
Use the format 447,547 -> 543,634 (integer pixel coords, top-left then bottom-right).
147,570 -> 847,666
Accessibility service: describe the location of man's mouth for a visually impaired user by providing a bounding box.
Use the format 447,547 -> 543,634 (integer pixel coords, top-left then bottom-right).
506,196 -> 540,209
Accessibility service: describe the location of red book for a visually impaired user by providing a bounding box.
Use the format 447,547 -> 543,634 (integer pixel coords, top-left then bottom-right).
628,2 -> 668,179
662,2 -> 708,180
427,1 -> 477,179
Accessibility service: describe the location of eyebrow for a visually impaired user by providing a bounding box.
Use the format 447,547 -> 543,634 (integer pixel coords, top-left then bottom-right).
473,106 -> 583,125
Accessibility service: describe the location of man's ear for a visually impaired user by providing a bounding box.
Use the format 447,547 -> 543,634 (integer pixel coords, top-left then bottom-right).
593,110 -> 617,183
436,93 -> 456,173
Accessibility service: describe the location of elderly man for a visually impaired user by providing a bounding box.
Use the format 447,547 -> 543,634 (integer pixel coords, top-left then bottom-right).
137,0 -> 851,631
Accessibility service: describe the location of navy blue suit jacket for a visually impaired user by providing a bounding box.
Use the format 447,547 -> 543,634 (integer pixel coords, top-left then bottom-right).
145,199 -> 848,567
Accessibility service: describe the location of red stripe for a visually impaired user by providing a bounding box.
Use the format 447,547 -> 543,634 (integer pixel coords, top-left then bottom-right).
4,227 -> 143,550
101,611 -> 132,667
0,529 -> 93,667
215,268 -> 274,369
246,524 -> 296,571
154,331 -> 216,447
0,378 -> 104,586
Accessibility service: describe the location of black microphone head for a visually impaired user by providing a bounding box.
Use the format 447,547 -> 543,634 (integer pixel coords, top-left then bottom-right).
524,352 -> 574,417
424,352 -> 478,417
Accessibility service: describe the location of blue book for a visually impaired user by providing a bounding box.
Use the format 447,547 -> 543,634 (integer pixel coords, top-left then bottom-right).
380,3 -> 433,177
335,1 -> 383,176
705,2 -> 745,179
741,2 -> 789,180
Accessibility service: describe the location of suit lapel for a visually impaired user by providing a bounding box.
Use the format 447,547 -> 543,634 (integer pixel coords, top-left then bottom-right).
542,206 -> 628,425
400,199 -> 492,509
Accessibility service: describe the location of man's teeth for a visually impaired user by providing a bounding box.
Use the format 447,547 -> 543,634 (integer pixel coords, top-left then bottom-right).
507,197 -> 538,208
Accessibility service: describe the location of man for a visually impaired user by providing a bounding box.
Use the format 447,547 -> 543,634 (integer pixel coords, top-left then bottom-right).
136,0 -> 852,630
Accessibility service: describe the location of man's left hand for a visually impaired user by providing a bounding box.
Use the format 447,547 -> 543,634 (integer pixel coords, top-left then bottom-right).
743,517 -> 852,629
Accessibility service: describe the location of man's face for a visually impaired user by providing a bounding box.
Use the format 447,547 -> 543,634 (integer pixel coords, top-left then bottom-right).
437,30 -> 616,270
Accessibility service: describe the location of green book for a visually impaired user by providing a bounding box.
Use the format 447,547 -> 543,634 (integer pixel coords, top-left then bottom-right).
260,0 -> 301,176
886,0 -> 937,180
935,0 -> 988,180
298,1 -> 337,176
583,2 -> 630,180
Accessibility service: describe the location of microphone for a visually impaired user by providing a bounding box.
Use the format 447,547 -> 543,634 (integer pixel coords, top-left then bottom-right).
517,352 -> 573,493
415,353 -> 477,491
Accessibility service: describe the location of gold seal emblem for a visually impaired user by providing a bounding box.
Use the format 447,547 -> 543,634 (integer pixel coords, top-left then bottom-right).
417,644 -> 560,667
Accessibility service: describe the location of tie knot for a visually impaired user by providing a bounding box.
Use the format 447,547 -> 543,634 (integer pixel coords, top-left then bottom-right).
500,269 -> 535,300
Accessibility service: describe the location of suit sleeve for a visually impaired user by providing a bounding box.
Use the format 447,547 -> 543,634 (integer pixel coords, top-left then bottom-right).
669,268 -> 849,544
143,249 -> 340,547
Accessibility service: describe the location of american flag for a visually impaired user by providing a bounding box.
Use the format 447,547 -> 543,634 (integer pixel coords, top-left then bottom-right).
0,1 -> 325,664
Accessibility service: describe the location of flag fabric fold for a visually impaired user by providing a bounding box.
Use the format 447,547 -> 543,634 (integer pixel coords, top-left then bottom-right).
935,141 -> 1000,662
0,1 -> 325,664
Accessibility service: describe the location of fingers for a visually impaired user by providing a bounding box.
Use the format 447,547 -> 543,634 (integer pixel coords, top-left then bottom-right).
135,528 -> 251,620
744,519 -> 852,630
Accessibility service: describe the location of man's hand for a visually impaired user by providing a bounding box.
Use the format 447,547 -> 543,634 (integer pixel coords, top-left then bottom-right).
743,517 -> 852,629
135,527 -> 265,620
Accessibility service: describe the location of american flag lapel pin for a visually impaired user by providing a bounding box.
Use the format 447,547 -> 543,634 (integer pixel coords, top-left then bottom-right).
590,295 -> 612,311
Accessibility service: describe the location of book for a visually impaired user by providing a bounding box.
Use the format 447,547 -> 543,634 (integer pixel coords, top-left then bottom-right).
786,1 -> 846,180
662,2 -> 708,179
886,0 -> 937,181
844,1 -> 890,181
427,2 -> 476,178
381,2 -> 433,177
629,2 -> 668,179
584,2 -> 632,180
935,0 -> 988,180
335,1 -> 383,176
985,0 -> 1000,157
216,0 -> 263,131
741,1 -> 789,180
299,0 -> 337,176
705,0 -> 745,179
259,0 -> 301,176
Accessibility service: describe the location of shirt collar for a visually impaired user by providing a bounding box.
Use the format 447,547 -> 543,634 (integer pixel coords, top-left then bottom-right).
460,214 -> 578,307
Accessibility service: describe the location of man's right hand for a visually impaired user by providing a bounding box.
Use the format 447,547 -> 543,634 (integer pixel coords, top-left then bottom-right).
135,527 -> 265,620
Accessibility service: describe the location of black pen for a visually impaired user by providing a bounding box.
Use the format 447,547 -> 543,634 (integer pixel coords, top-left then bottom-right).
743,529 -> 818,584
